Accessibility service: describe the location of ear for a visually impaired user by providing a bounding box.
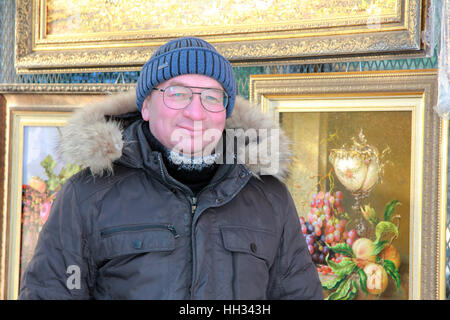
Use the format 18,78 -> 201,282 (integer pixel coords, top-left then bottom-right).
141,97 -> 150,121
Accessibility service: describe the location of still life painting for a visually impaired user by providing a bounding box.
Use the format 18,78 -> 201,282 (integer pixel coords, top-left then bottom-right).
281,110 -> 412,300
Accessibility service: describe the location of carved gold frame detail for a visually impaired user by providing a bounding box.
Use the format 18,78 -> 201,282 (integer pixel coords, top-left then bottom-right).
15,0 -> 427,73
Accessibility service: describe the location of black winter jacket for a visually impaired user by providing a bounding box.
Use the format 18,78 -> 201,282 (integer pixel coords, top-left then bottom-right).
18,92 -> 323,300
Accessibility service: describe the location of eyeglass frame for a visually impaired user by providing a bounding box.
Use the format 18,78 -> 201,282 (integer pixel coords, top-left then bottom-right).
152,85 -> 229,113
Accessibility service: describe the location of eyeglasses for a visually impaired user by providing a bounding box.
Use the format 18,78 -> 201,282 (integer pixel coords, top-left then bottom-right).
152,85 -> 228,113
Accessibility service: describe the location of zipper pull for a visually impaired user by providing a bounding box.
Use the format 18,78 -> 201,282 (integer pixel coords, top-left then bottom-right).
191,197 -> 197,215
167,224 -> 180,239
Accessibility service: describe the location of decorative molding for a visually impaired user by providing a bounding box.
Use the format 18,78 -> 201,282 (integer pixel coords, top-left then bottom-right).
15,0 -> 425,73
0,83 -> 135,94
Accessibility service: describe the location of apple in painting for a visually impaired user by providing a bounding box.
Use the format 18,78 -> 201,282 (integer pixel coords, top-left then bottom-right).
364,263 -> 389,295
352,238 -> 376,268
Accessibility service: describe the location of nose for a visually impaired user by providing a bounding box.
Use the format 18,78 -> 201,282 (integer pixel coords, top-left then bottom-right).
182,93 -> 207,120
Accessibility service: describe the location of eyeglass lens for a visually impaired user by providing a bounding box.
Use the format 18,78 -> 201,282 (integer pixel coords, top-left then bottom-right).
163,86 -> 228,112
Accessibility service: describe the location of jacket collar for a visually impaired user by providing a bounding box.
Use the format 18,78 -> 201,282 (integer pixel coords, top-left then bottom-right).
57,89 -> 292,182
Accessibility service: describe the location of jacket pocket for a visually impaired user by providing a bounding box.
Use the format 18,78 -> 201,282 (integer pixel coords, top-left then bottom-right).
220,225 -> 278,299
99,223 -> 178,260
220,225 -> 277,265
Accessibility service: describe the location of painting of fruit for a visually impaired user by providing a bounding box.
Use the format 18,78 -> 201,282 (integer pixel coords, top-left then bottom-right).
281,111 -> 412,299
300,189 -> 404,300
296,143 -> 404,300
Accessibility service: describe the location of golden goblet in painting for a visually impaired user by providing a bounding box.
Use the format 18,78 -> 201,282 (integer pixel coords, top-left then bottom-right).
329,130 -> 388,237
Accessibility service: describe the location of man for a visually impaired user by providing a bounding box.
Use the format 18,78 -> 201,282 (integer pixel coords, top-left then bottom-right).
19,37 -> 323,299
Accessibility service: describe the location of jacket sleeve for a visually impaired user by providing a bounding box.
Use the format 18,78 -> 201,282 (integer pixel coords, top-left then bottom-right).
267,185 -> 324,300
19,179 -> 94,299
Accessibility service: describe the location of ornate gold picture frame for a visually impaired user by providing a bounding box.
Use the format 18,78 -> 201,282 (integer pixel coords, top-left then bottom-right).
0,84 -> 131,299
250,69 -> 447,300
16,0 -> 427,73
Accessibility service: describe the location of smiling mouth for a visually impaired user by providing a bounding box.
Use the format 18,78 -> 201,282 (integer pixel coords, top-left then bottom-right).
177,125 -> 205,135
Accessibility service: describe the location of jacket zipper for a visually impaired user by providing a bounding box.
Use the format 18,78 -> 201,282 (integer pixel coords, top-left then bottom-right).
155,153 -> 198,298
154,154 -> 243,298
189,165 -> 238,298
189,196 -> 197,298
100,224 -> 180,239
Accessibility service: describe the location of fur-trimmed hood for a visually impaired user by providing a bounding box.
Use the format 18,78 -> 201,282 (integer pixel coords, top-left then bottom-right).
58,90 -> 292,181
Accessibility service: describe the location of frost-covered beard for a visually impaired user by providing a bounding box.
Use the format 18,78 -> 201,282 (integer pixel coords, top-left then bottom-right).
165,149 -> 220,171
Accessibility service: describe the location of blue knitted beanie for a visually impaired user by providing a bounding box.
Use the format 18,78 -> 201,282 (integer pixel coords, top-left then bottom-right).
136,37 -> 236,118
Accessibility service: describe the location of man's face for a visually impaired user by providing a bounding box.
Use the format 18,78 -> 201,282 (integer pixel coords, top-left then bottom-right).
141,74 -> 227,157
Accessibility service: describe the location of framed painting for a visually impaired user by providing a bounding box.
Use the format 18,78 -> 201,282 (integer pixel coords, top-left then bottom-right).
15,0 -> 428,73
250,70 -> 447,300
0,85 -> 130,299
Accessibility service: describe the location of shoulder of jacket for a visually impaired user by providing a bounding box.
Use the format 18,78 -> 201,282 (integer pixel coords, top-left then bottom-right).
247,174 -> 291,203
65,164 -> 142,203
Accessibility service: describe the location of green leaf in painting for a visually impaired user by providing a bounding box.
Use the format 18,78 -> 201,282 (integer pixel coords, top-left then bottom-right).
46,176 -> 60,192
360,205 -> 379,226
39,154 -> 82,192
326,256 -> 357,277
41,154 -> 56,170
63,163 -> 82,180
41,155 -> 56,178
59,163 -> 82,185
325,276 -> 353,300
357,268 -> 368,295
322,274 -> 346,291
375,221 -> 398,242
325,289 -> 340,300
329,242 -> 355,258
383,259 -> 401,289
384,200 -> 401,221
342,280 -> 358,300
372,240 -> 388,256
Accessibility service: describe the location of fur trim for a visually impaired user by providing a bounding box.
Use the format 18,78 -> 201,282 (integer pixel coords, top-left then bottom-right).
224,96 -> 292,181
58,90 -> 292,181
